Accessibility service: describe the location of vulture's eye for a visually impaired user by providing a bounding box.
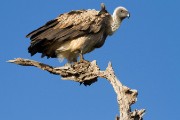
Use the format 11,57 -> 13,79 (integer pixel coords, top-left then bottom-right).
121,10 -> 124,13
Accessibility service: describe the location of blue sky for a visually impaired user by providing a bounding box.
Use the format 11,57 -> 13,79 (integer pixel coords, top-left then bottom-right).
0,0 -> 180,120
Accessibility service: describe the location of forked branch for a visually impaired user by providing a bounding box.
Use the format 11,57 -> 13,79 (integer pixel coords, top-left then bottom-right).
8,58 -> 145,120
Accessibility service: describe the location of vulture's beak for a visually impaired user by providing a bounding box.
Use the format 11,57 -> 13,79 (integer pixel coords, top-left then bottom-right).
127,12 -> 130,19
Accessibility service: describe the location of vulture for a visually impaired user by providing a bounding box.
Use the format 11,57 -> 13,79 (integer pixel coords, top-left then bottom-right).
26,3 -> 130,63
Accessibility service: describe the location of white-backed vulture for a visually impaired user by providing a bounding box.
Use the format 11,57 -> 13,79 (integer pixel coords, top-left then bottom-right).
26,3 -> 130,62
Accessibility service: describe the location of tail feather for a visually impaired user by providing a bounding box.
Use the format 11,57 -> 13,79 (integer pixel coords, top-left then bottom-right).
28,38 -> 59,58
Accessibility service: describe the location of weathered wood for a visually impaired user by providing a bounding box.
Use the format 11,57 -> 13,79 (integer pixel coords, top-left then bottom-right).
8,58 -> 145,119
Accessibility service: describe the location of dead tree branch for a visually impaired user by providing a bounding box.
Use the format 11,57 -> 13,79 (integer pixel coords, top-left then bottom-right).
8,58 -> 145,120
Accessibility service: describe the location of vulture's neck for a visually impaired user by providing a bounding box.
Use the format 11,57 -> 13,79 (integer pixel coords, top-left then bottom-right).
110,12 -> 122,35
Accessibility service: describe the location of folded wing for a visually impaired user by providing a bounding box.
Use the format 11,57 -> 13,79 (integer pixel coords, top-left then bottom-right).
27,9 -> 110,58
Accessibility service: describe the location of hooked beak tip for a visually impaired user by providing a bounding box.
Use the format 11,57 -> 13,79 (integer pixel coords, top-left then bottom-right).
127,12 -> 130,19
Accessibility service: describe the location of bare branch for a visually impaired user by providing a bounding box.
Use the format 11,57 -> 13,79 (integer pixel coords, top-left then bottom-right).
8,58 -> 145,119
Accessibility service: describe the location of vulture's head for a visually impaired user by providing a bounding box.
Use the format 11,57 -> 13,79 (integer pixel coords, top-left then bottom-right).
114,7 -> 130,20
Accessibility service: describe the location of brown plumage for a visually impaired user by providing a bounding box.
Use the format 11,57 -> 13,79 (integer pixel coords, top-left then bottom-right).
26,3 -> 130,62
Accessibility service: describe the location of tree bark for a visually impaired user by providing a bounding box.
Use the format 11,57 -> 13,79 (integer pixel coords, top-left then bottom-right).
8,58 -> 145,120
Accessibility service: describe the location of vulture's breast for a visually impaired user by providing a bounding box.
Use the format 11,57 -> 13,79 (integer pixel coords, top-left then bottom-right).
56,33 -> 103,54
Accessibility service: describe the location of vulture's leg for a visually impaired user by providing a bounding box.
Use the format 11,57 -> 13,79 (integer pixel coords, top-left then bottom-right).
65,57 -> 77,67
79,51 -> 84,61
